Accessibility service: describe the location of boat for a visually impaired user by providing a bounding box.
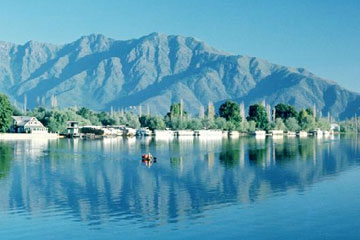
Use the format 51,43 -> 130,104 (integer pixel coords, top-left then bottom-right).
142,153 -> 157,167
142,153 -> 157,162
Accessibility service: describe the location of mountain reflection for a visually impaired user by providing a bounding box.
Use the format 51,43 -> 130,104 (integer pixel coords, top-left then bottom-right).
0,136 -> 359,226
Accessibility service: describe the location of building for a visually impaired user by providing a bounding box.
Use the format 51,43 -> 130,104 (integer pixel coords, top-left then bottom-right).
66,121 -> 80,137
11,116 -> 48,133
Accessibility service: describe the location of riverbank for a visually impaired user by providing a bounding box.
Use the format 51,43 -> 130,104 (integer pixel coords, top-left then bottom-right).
0,133 -> 62,140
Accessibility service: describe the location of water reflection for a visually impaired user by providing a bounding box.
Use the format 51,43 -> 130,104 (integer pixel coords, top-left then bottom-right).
0,142 -> 12,179
0,135 -> 359,228
219,140 -> 241,168
170,157 -> 183,169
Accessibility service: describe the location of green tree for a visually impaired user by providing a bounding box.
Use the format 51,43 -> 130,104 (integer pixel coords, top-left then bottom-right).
77,107 -> 101,125
316,118 -> 331,131
187,118 -> 203,130
275,103 -> 298,120
214,117 -> 227,130
238,120 -> 249,132
140,115 -> 166,130
0,94 -> 14,132
226,121 -> 236,131
247,104 -> 269,130
303,115 -> 316,131
219,100 -> 242,123
77,107 -> 92,118
139,115 -> 148,127
164,103 -> 188,129
124,112 -> 140,129
271,118 -> 287,130
168,116 -> 187,130
63,109 -> 91,126
247,120 -> 256,132
32,107 -> 47,120
339,118 -> 358,133
285,117 -> 300,131
202,118 -> 216,129
97,111 -> 116,126
298,109 -> 315,131
166,102 -> 187,119
306,108 -> 314,117
45,111 -> 67,133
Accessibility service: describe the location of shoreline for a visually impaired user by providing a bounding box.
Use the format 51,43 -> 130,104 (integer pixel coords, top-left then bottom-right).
0,133 -> 62,140
0,131 -> 344,141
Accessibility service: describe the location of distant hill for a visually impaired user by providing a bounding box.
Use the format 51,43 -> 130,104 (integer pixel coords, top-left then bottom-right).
0,33 -> 359,119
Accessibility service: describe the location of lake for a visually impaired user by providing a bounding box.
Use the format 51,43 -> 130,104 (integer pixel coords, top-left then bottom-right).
0,135 -> 359,239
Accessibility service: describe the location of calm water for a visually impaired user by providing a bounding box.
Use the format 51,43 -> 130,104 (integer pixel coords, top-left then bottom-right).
0,135 -> 360,239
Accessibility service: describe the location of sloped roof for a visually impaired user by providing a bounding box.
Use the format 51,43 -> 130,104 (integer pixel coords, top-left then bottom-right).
12,116 -> 32,126
12,116 -> 45,128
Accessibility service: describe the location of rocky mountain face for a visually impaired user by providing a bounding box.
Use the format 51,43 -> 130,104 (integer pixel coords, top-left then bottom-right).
0,33 -> 359,119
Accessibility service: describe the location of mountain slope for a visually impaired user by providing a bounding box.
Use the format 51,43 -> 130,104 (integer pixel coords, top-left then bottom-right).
0,33 -> 359,119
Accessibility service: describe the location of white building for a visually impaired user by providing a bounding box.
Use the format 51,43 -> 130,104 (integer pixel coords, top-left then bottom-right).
66,121 -> 80,137
10,116 -> 48,133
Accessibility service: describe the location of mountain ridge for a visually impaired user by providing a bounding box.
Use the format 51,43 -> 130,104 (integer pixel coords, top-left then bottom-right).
0,33 -> 359,120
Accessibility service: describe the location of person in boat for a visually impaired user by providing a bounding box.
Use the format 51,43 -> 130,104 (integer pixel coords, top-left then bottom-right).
142,153 -> 153,161
142,153 -> 157,166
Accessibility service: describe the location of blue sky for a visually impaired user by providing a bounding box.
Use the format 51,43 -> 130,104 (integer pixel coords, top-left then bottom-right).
0,0 -> 359,92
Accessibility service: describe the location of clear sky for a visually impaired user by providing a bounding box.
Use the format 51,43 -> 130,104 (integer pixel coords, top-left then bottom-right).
0,0 -> 359,92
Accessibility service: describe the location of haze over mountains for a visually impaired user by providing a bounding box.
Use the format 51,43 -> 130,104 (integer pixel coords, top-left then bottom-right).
0,32 -> 359,119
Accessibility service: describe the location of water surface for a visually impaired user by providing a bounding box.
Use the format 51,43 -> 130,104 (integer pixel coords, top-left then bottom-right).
0,136 -> 359,239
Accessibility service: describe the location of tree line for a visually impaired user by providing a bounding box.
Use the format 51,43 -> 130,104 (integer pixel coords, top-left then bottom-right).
0,93 -> 348,134
138,101 -> 331,132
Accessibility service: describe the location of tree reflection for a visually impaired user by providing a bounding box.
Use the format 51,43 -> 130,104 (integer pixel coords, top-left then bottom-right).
0,136 -> 359,227
248,137 -> 268,165
274,139 -> 297,161
170,157 -> 183,168
219,141 -> 240,168
246,137 -> 319,166
248,148 -> 267,164
0,142 -> 12,180
298,138 -> 316,161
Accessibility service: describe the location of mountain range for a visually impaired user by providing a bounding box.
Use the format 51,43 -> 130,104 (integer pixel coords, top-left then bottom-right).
0,32 -> 359,119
